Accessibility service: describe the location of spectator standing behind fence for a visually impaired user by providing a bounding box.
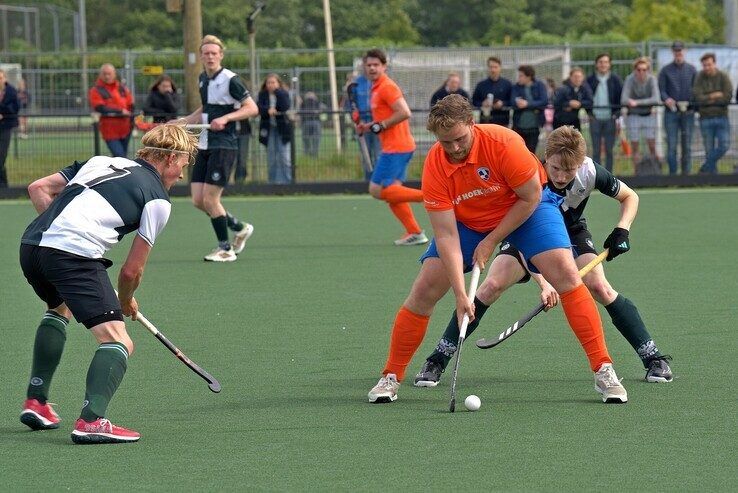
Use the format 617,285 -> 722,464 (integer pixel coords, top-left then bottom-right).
472,56 -> 512,126
511,64 -> 548,153
258,74 -> 293,184
553,67 -> 592,130
143,75 -> 180,123
587,53 -> 623,172
300,91 -> 323,158
430,72 -> 470,108
18,76 -> 29,139
0,69 -> 20,187
234,119 -> 251,184
88,64 -> 133,158
693,53 -> 733,175
658,41 -> 697,176
621,57 -> 661,173
351,62 -> 382,180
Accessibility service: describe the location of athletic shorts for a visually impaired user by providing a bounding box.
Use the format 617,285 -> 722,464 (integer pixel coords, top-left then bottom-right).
19,244 -> 123,329
370,151 -> 414,187
419,188 -> 571,273
626,114 -> 656,141
191,148 -> 237,187
497,219 -> 597,282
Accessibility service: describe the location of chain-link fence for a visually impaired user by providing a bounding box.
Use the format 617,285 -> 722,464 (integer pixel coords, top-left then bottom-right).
2,42 -> 738,186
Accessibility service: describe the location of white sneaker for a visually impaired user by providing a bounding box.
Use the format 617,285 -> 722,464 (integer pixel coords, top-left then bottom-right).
368,373 -> 400,403
232,223 -> 254,255
393,231 -> 429,246
594,363 -> 628,403
203,247 -> 237,262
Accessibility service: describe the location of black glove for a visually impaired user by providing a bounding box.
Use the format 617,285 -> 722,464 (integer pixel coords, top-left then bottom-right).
603,227 -> 630,261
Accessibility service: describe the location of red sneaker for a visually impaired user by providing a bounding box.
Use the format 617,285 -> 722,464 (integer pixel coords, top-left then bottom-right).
20,398 -> 60,430
71,418 -> 140,444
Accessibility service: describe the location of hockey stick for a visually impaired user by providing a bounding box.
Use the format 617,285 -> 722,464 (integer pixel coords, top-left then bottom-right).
135,311 -> 222,393
133,114 -> 211,131
346,82 -> 374,172
449,264 -> 482,412
475,249 -> 608,350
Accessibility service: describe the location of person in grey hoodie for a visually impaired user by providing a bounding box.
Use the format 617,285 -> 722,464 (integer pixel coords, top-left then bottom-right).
621,57 -> 661,173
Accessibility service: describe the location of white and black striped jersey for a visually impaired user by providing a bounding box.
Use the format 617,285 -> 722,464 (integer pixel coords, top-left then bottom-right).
198,68 -> 250,150
546,157 -> 621,227
21,156 -> 171,259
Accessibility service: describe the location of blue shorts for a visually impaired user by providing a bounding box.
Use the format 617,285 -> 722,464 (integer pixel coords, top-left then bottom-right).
419,188 -> 571,273
370,151 -> 414,187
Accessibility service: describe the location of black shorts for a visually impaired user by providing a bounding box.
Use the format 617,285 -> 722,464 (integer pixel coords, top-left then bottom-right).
19,244 -> 123,329
497,221 -> 598,283
191,148 -> 237,188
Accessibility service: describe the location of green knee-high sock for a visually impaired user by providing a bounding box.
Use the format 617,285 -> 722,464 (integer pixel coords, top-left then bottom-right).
605,294 -> 662,367
80,342 -> 128,422
226,212 -> 244,232
427,297 -> 490,369
27,311 -> 68,403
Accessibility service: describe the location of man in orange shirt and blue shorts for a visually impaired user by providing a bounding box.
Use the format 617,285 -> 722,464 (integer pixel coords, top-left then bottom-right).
368,95 -> 628,404
356,49 -> 427,246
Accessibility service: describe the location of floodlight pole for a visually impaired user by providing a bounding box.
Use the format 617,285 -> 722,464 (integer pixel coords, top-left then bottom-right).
183,0 -> 203,112
323,0 -> 341,151
248,2 -> 265,93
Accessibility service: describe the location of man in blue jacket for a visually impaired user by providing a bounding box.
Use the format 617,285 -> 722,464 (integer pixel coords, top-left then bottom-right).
472,56 -> 512,126
511,65 -> 548,153
553,67 -> 593,130
658,41 -> 697,175
587,53 -> 623,172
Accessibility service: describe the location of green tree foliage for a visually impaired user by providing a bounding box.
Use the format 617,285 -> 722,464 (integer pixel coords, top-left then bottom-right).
626,0 -> 713,42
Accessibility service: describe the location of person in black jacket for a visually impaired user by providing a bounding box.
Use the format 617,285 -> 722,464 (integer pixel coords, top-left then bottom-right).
0,69 -> 20,187
143,75 -> 180,123
430,72 -> 470,108
257,73 -> 293,184
553,67 -> 592,130
586,53 -> 623,172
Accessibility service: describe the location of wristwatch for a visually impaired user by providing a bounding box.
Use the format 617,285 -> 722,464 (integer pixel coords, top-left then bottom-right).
370,121 -> 386,134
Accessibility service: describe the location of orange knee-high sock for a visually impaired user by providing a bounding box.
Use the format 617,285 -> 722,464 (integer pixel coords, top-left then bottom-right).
380,184 -> 424,203
560,283 -> 612,372
382,306 -> 430,381
388,202 -> 422,235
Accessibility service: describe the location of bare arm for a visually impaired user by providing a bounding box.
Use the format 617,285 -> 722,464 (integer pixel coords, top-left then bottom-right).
182,106 -> 203,125
28,173 -> 68,214
429,209 -> 476,324
117,235 -> 153,320
613,180 -> 639,230
383,97 -> 412,128
472,176 -> 542,269
210,97 -> 259,131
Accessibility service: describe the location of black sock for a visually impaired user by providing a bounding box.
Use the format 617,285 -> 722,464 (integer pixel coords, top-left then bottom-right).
210,215 -> 231,247
427,297 -> 490,369
226,212 -> 244,232
27,311 -> 68,403
80,343 -> 128,422
605,294 -> 662,367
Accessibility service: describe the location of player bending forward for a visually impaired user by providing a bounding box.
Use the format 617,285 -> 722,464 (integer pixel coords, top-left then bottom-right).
19,124 -> 198,443
368,95 -> 628,405
415,125 -> 673,388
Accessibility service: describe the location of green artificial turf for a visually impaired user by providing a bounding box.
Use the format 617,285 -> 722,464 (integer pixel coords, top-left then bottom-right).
0,190 -> 736,491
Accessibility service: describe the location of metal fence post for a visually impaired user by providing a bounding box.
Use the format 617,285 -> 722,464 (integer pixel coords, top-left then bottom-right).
92,120 -> 100,155
290,122 -> 297,184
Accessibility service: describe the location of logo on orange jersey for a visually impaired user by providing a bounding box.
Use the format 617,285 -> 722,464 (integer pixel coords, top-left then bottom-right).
452,185 -> 501,205
477,167 -> 490,181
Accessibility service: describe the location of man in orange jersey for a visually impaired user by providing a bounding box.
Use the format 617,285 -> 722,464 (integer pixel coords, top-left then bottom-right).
356,49 -> 427,246
368,95 -> 628,404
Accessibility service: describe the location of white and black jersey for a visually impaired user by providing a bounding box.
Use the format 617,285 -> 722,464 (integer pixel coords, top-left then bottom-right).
546,157 -> 621,228
22,156 -> 171,259
198,68 -> 250,150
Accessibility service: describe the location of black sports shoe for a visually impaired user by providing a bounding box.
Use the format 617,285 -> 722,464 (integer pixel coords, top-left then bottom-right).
414,360 -> 444,387
645,356 -> 673,383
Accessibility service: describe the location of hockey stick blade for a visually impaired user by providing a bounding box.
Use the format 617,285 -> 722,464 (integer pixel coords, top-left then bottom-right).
475,302 -> 545,349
